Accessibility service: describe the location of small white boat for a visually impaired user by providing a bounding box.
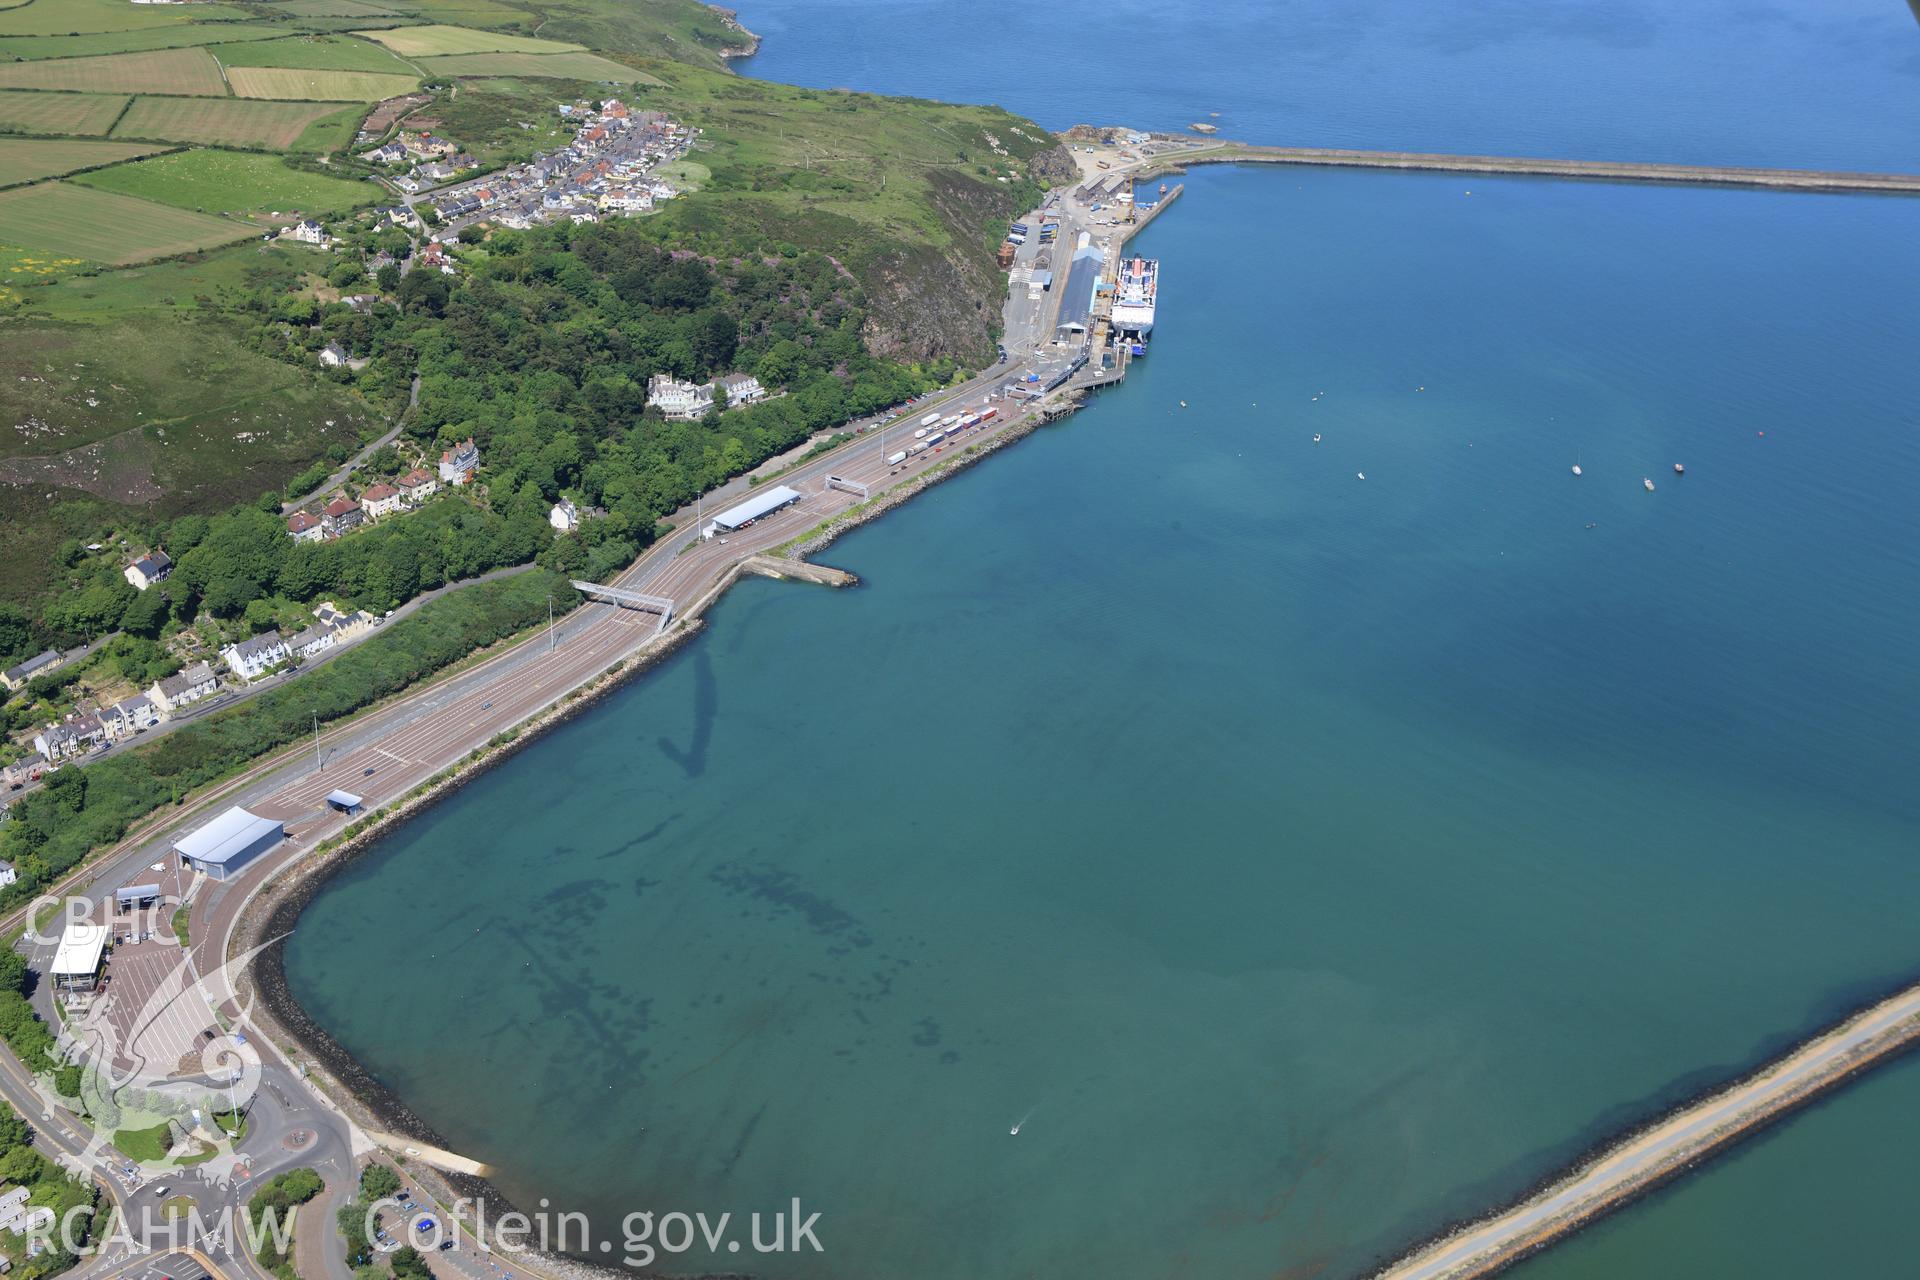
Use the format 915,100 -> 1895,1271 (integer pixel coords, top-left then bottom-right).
1571,465 -> 1582,476
1673,463 -> 1685,475
1643,477 -> 1655,492
1357,472 -> 1366,480
1179,400 -> 1187,408
1313,433 -> 1321,443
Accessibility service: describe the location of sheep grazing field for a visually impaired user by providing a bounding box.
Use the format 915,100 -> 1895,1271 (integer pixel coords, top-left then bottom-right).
0,182 -> 254,264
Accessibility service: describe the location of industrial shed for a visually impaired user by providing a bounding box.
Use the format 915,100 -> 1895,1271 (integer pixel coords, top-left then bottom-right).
174,807 -> 284,882
706,485 -> 803,536
1054,247 -> 1103,338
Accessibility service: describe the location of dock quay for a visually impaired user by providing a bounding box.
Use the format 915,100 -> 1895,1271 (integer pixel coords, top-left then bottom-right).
1136,141 -> 1920,195
738,554 -> 858,588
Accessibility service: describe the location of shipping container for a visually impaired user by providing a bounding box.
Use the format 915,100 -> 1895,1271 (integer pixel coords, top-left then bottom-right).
926,432 -> 947,446
887,450 -> 908,466
919,412 -> 942,427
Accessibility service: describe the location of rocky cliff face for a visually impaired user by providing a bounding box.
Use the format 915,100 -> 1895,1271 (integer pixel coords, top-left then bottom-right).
1029,143 -> 1078,186
854,167 -> 1015,364
856,144 -> 1073,363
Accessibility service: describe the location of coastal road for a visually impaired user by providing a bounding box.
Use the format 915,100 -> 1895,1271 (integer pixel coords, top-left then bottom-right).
17,270 -> 1066,1280
8,170 -> 1089,1280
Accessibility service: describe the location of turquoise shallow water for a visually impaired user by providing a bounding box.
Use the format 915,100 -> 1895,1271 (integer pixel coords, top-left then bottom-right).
287,158 -> 1920,1277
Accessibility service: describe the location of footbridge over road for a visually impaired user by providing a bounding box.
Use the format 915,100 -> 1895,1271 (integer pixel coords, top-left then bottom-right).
572,581 -> 673,631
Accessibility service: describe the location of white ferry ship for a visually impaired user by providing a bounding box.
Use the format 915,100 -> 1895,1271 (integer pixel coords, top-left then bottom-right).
1110,256 -> 1158,346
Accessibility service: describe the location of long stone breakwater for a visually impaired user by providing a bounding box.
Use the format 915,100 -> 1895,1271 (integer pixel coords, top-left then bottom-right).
1142,143 -> 1920,195
1368,981 -> 1920,1279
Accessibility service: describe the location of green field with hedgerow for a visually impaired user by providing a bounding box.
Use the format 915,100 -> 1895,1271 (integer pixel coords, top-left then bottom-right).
226,66 -> 421,100
111,96 -> 364,152
417,50 -> 661,81
0,90 -> 129,137
0,46 -> 229,95
0,182 -> 255,263
0,139 -> 167,187
211,33 -> 422,73
357,23 -> 582,55
72,148 -> 378,217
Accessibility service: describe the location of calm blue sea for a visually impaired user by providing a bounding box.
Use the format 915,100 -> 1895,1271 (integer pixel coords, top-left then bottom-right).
285,5 -> 1920,1277
739,0 -> 1920,171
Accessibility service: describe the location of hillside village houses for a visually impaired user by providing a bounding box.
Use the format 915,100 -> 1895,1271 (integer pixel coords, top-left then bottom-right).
318,341 -> 349,369
287,219 -> 330,249
716,372 -> 767,407
322,495 -> 363,536
287,622 -> 336,661
222,630 -> 290,682
647,371 -> 766,420
3,754 -> 49,790
398,468 -> 439,503
315,601 -> 376,642
439,438 -> 480,485
123,548 -> 172,591
287,465 -> 444,543
361,482 -> 405,519
425,101 -> 692,231
33,715 -> 104,762
149,661 -> 219,713
99,694 -> 161,738
646,373 -> 712,421
1,649 -> 63,693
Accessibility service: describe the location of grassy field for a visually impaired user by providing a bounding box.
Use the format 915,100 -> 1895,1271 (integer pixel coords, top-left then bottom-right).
210,32 -> 420,72
73,148 -> 375,216
112,96 -> 361,151
384,0 -> 535,22
0,139 -> 167,187
113,1123 -> 175,1163
447,0 -> 746,72
0,47 -> 228,95
9,237 -> 309,323
0,22 -> 291,61
634,62 -> 1051,248
358,23 -> 581,56
0,182 -> 254,264
225,65 -> 418,99
0,90 -> 129,137
272,0 -> 401,15
417,50 -> 660,81
0,0 -> 249,36
0,307 -> 376,601
0,243 -> 90,308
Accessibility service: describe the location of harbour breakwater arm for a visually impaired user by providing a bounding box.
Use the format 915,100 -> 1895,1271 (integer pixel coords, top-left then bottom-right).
1136,142 -> 1920,195
1368,983 -> 1920,1279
